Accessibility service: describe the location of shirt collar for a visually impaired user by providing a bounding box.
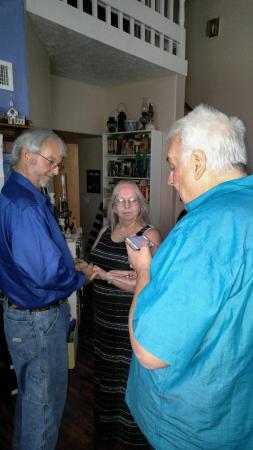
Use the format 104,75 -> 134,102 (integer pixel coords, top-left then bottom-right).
186,175 -> 253,213
11,170 -> 50,206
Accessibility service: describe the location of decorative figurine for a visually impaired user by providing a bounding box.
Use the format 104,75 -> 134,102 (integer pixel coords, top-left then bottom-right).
6,97 -> 25,126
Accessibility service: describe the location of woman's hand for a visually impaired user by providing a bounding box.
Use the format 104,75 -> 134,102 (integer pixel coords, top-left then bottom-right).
75,258 -> 94,282
91,267 -> 137,292
109,269 -> 137,280
108,270 -> 137,291
90,265 -> 109,281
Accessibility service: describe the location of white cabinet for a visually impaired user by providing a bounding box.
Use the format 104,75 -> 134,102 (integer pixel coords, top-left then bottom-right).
102,130 -> 163,229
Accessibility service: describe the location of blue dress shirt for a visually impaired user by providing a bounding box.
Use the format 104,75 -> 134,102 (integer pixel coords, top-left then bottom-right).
126,175 -> 253,450
0,171 -> 84,308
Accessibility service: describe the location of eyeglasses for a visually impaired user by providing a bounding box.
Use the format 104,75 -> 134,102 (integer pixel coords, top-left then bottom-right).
38,153 -> 64,170
114,198 -> 139,208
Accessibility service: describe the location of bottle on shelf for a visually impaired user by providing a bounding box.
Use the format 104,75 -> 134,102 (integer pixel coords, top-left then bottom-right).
139,97 -> 149,129
107,116 -> 117,133
117,110 -> 126,132
103,129 -> 162,229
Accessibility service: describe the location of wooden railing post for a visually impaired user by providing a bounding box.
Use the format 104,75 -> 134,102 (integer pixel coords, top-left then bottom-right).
118,11 -> 123,30
160,0 -> 165,16
151,28 -> 155,46
106,4 -> 111,25
179,0 -> 185,26
76,0 -> 82,10
160,33 -> 164,50
179,0 -> 185,57
92,0 -> 98,18
169,0 -> 174,20
169,38 -> 173,54
55,0 -> 186,72
130,17 -> 134,36
141,22 -> 145,41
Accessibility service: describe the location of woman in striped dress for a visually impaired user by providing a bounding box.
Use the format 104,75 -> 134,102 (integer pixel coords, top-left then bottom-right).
77,181 -> 161,449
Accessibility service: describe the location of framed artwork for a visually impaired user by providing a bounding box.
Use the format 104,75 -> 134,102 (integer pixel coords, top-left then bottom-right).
87,169 -> 101,194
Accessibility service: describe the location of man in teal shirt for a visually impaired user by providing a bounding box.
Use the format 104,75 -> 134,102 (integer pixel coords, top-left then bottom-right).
126,105 -> 253,449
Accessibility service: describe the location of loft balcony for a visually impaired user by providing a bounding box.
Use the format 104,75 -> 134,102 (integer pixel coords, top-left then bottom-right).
25,0 -> 187,86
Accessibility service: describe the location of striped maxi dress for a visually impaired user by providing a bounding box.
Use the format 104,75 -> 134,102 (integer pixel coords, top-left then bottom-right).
89,225 -> 152,448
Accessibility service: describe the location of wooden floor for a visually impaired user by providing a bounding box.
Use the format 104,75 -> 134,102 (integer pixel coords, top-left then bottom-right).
0,303 -> 149,450
0,317 -> 95,450
57,322 -> 95,450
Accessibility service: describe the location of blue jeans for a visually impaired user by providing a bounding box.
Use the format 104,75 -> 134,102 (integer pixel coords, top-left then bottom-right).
3,301 -> 70,450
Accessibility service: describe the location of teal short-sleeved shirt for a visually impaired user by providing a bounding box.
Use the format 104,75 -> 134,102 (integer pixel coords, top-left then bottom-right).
126,176 -> 253,450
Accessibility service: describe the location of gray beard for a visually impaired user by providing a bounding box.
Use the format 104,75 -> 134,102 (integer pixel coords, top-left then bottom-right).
39,174 -> 52,188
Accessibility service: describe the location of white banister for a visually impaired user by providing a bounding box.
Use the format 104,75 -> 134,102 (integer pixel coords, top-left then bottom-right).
130,17 -> 134,35
168,0 -> 174,20
90,0 -> 181,42
179,0 -> 185,26
118,11 -> 123,30
160,33 -> 164,50
76,0 -> 82,10
181,28 -> 185,57
160,0 -> 164,16
169,37 -> 173,53
106,4 -> 111,25
141,22 -> 145,41
92,0 -> 98,18
151,28 -> 155,46
26,0 -> 187,76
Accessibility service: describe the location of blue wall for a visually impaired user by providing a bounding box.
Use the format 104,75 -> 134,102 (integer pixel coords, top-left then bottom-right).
0,0 -> 29,118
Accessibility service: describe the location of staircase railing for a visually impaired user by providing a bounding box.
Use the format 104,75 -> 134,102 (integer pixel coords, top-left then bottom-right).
59,0 -> 186,61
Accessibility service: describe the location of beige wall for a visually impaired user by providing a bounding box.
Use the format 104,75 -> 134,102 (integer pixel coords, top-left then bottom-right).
26,14 -> 107,133
185,0 -> 253,169
51,76 -> 107,134
26,15 -> 52,128
104,76 -> 178,133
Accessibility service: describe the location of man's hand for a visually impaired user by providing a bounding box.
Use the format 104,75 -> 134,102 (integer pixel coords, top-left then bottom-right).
75,259 -> 94,282
126,241 -> 152,275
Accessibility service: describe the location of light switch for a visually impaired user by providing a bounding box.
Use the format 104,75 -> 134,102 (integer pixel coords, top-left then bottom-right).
206,18 -> 220,38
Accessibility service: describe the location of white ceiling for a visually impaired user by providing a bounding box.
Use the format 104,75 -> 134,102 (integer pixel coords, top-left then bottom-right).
29,13 -> 173,87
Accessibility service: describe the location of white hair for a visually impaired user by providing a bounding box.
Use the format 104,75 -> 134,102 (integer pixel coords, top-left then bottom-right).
11,128 -> 66,166
167,104 -> 247,172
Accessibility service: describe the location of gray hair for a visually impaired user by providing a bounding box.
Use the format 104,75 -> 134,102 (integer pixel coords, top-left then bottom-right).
11,128 -> 66,166
107,180 -> 150,231
167,104 -> 247,172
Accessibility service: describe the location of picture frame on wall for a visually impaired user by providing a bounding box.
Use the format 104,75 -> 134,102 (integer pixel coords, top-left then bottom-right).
87,169 -> 101,194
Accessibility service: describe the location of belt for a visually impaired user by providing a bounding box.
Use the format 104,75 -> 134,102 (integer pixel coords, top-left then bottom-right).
8,298 -> 68,312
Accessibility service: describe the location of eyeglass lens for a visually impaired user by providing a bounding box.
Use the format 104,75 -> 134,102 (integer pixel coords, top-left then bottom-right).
114,198 -> 138,207
38,153 -> 63,170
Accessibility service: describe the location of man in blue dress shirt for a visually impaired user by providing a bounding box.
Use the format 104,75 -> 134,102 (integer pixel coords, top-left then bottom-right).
126,105 -> 253,449
0,129 -> 86,450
